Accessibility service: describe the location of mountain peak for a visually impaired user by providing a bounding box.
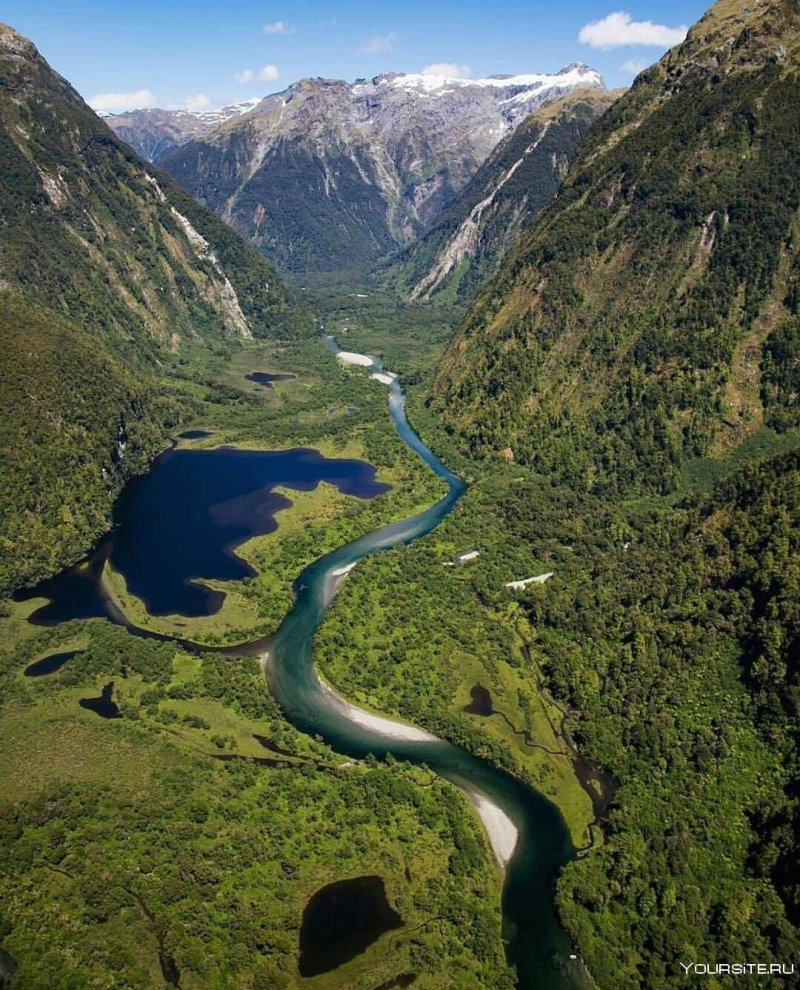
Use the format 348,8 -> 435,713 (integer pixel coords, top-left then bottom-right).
0,22 -> 38,60
152,60 -> 605,275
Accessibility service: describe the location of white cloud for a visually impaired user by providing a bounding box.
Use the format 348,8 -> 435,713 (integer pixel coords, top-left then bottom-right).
235,66 -> 279,84
89,88 -> 156,112
621,57 -> 648,75
579,11 -> 687,49
184,93 -> 211,111
359,33 -> 398,54
264,20 -> 294,35
421,62 -> 472,78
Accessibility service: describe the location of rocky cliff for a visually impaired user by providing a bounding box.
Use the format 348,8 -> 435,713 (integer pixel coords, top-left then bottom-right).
152,65 -> 604,275
387,88 -> 619,303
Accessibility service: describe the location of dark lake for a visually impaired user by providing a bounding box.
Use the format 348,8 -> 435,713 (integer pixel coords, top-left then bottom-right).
298,875 -> 403,977
79,682 -> 121,719
178,429 -> 213,440
246,372 -> 296,389
21,446 -> 390,622
24,649 -> 81,677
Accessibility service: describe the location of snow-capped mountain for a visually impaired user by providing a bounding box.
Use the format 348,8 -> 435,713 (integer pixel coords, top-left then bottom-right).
105,63 -> 604,274
389,87 -> 619,303
101,98 -> 263,163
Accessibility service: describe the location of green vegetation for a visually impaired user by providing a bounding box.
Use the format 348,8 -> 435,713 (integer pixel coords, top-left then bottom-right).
546,452 -> 800,986
432,2 -> 800,497
314,460 -> 595,846
0,619 -> 515,989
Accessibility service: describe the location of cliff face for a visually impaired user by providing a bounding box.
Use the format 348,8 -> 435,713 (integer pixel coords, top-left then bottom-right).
387,89 -> 620,303
155,65 -> 605,275
431,0 -> 800,497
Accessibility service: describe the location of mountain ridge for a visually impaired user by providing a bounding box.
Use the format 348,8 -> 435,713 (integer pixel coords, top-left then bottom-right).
148,64 -> 604,275
101,98 -> 262,162
431,0 -> 800,496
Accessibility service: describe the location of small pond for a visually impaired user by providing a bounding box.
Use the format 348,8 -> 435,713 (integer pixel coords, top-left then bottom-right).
24,649 -> 81,677
298,875 -> 403,977
245,372 -> 296,389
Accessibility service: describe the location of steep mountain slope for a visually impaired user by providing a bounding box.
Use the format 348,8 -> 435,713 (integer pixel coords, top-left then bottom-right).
432,0 -> 800,497
0,23 -> 308,593
102,99 -> 261,162
156,65 -> 604,275
389,89 -> 619,303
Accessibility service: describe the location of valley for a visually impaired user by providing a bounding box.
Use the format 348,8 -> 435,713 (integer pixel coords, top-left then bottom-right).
1,2 -> 799,988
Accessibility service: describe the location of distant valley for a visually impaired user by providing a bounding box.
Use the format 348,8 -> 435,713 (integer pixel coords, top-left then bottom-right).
107,64 -> 605,275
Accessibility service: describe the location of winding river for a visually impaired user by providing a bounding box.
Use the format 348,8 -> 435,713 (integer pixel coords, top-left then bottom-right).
25,335 -> 588,990
254,336 -> 586,990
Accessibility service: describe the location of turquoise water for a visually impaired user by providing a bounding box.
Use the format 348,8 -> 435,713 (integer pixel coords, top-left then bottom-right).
258,337 -> 584,989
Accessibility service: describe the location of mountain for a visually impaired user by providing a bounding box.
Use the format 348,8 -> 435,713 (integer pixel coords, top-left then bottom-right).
388,88 -> 620,303
154,65 -> 604,275
431,0 -> 800,497
101,98 -> 262,162
0,23 -> 308,594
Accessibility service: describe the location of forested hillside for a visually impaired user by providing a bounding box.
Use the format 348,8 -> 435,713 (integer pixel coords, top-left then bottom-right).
421,0 -> 800,982
0,23 -> 308,593
535,451 -> 800,985
432,0 -> 800,497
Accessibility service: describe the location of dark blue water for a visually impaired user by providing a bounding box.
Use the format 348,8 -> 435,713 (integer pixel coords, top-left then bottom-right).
79,681 -> 121,718
21,446 -> 390,621
246,372 -> 295,388
24,649 -> 81,677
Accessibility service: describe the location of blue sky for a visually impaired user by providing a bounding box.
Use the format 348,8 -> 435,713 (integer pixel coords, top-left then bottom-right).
2,0 -> 710,111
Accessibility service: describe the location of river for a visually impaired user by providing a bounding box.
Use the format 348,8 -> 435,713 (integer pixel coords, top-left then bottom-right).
23,334 -> 589,990
256,335 -> 587,990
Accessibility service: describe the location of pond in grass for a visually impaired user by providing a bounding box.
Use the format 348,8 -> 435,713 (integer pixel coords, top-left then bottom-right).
246,371 -> 296,389
298,875 -> 403,977
24,649 -> 81,677
79,682 -> 121,719
463,683 -> 493,716
178,429 -> 213,440
21,446 -> 391,622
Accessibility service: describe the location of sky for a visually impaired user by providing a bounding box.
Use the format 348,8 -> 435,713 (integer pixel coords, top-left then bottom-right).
1,0 -> 710,112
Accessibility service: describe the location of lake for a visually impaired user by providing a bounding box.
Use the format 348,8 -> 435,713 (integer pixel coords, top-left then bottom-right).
21,445 -> 391,622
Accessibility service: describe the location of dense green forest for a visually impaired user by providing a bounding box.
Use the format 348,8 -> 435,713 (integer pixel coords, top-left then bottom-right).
0,620 -> 514,989
536,452 -> 800,985
432,0 -> 800,497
